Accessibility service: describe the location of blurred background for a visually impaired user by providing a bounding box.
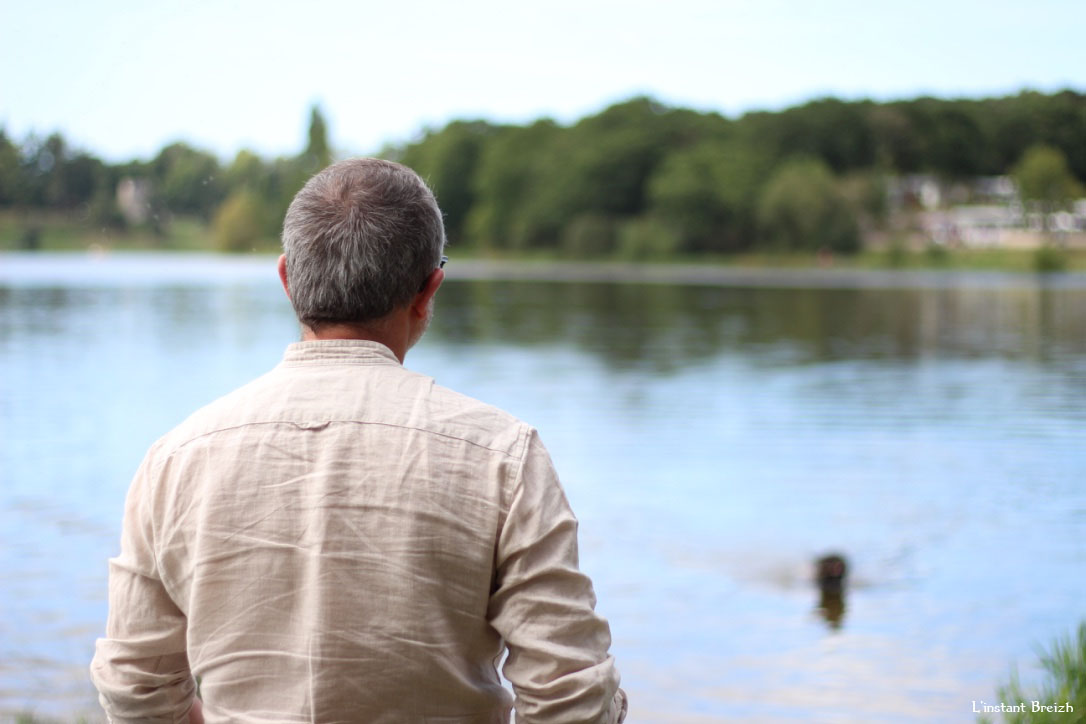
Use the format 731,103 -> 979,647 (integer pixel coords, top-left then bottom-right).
2,1 -> 1085,722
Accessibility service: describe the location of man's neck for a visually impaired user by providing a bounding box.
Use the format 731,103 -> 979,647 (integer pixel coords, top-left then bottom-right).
300,315 -> 410,363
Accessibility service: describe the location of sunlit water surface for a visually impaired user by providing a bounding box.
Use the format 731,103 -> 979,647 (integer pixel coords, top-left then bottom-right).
1,253 -> 1084,723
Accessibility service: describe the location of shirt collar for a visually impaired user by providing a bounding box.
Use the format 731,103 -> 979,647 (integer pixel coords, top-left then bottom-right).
281,339 -> 401,366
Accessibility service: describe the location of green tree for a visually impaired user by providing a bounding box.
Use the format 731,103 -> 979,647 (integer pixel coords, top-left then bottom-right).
1,130 -> 109,210
15,133 -> 108,208
926,103 -> 988,177
87,185 -> 127,230
741,98 -> 876,173
301,104 -> 333,173
983,92 -> 1047,175
756,156 -> 860,252
542,99 -> 688,216
212,190 -> 267,252
839,170 -> 889,230
615,216 -> 682,260
868,104 -> 922,172
0,129 -> 24,206
509,97 -> 727,250
63,152 -> 107,208
969,90 -> 1086,180
1029,90 -> 1086,183
465,119 -> 561,250
560,213 -> 620,258
263,156 -> 313,239
647,139 -> 773,253
38,134 -> 68,206
399,120 -> 497,245
1013,144 -> 1084,210
224,149 -> 268,194
152,142 -> 224,219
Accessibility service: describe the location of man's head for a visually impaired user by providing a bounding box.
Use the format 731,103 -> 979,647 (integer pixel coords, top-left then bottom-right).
281,158 -> 446,333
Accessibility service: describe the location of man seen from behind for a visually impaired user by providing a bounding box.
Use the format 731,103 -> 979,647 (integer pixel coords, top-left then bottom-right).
90,158 -> 628,724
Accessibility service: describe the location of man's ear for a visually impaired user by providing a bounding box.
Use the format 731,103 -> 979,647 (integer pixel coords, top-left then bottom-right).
277,254 -> 291,300
411,268 -> 445,319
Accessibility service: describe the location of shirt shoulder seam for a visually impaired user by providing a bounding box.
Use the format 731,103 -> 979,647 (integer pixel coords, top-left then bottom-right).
164,418 -> 527,459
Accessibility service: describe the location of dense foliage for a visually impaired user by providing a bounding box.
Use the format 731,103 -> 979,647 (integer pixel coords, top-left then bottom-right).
2,90 -> 1085,254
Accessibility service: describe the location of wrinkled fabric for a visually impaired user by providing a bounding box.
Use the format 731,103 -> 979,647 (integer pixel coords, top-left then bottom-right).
91,340 -> 626,724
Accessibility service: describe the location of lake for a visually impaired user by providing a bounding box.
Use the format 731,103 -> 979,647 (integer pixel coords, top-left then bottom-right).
1,252 -> 1084,722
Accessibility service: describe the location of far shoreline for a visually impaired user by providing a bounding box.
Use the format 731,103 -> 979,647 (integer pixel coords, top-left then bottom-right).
3,250 -> 1086,290
445,257 -> 1086,289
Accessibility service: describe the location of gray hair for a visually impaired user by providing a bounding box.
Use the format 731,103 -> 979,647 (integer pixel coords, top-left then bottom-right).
281,158 -> 446,329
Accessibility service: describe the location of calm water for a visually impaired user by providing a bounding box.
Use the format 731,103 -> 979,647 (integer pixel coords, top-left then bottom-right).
1,253 -> 1085,723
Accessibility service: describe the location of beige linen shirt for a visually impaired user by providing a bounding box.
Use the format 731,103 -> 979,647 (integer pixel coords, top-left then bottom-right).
91,340 -> 626,724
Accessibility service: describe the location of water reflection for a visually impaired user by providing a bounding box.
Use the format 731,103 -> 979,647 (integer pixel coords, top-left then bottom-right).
430,281 -> 1086,372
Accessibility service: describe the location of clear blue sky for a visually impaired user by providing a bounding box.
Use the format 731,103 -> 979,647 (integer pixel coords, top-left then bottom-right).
2,0 -> 1084,162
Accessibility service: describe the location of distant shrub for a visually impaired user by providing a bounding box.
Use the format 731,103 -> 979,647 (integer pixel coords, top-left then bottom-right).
1013,145 -> 1084,210
562,213 -> 618,258
87,189 -> 127,230
925,242 -> 950,266
756,156 -> 861,253
616,216 -> 682,260
1033,245 -> 1069,273
212,190 -> 266,252
18,225 -> 42,251
884,237 -> 909,268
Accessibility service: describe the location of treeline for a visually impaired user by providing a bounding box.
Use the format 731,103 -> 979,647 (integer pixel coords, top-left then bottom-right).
391,91 -> 1086,256
0,108 -> 333,251
2,91 -> 1085,255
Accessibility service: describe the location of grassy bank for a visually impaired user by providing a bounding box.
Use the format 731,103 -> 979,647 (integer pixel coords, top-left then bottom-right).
0,211 -> 263,254
978,622 -> 1085,723
3,211 -> 1084,273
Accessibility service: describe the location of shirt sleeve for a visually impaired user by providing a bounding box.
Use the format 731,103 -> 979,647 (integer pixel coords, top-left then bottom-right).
90,449 -> 198,724
488,429 -> 627,724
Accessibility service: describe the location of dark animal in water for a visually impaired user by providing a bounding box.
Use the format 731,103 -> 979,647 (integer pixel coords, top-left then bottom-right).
814,554 -> 848,629
815,553 -> 848,594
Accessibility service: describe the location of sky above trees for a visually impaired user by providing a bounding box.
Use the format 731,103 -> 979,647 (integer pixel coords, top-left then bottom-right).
2,0 -> 1084,162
